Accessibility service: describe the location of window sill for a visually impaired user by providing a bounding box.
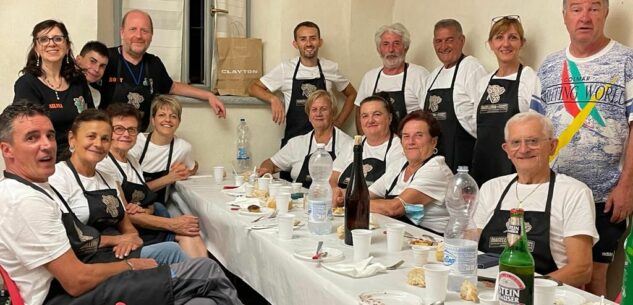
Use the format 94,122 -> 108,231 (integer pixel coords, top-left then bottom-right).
177,95 -> 265,106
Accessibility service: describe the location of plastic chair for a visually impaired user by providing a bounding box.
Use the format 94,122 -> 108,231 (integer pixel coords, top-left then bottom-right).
0,266 -> 24,305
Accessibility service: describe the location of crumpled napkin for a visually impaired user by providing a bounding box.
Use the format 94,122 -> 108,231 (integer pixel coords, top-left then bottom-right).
221,184 -> 247,196
322,256 -> 386,278
228,197 -> 260,209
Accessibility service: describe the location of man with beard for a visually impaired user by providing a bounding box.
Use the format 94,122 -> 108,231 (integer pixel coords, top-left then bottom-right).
421,19 -> 487,173
98,9 -> 226,132
249,21 -> 357,147
354,23 -> 430,134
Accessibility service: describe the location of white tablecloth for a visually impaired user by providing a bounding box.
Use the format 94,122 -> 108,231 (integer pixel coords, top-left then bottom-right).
173,175 -> 613,305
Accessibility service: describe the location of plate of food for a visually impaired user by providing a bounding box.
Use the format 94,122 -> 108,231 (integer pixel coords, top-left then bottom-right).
554,289 -> 586,305
358,290 -> 423,305
332,207 -> 345,217
238,206 -> 273,216
293,247 -> 344,263
408,238 -> 435,249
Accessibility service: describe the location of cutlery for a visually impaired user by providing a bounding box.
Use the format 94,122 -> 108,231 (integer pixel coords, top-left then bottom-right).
385,259 -> 405,270
251,209 -> 279,223
429,301 -> 444,305
312,241 -> 324,259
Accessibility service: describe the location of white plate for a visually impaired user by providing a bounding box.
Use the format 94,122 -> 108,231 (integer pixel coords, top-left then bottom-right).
221,188 -> 245,197
554,290 -> 586,305
238,207 -> 273,216
358,290 -> 423,305
293,247 -> 344,263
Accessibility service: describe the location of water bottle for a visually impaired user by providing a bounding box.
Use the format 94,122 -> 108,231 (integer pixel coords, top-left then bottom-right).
444,166 -> 479,292
236,118 -> 252,174
307,143 -> 333,235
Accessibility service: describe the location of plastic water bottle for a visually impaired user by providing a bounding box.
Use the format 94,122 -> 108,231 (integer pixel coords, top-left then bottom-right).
444,166 -> 479,292
307,143 -> 333,235
236,118 -> 252,174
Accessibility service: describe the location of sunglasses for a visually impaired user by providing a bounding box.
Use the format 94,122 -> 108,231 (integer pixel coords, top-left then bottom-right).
491,15 -> 521,26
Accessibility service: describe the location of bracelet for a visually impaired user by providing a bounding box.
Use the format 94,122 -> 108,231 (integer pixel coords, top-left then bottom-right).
124,259 -> 134,271
395,196 -> 407,209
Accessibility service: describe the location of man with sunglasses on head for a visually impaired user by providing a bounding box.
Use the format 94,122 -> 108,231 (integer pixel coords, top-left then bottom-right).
530,0 -> 633,295
474,112 -> 598,287
421,19 -> 487,174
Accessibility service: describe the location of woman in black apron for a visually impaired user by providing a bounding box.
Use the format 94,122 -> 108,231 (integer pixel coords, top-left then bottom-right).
367,111 -> 452,235
332,95 -> 402,205
102,103 -> 208,257
471,16 -> 533,186
49,109 -> 187,265
257,90 -> 353,187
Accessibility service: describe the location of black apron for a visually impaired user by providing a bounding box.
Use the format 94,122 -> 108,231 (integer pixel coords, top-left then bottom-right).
423,55 -> 475,173
471,65 -> 523,186
66,161 -> 125,232
112,47 -> 155,132
296,129 -> 337,188
109,153 -> 168,245
373,63 -> 409,131
337,134 -> 394,188
281,59 -> 326,147
139,132 -> 175,204
384,156 -> 436,227
478,171 -> 559,275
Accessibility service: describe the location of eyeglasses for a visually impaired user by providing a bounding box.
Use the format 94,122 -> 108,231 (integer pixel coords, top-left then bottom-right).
491,15 -> 521,25
113,125 -> 139,136
507,137 -> 550,150
36,35 -> 66,45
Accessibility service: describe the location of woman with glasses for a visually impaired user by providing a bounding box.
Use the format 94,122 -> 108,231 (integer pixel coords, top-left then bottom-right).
97,103 -> 207,257
14,20 -> 94,161
470,15 -> 539,186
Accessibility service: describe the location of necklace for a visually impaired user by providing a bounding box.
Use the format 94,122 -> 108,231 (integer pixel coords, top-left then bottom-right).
515,181 -> 545,208
43,76 -> 63,100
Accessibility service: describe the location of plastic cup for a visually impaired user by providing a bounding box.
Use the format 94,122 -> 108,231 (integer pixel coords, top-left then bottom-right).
384,223 -> 405,252
351,229 -> 372,261
277,213 -> 295,240
275,193 -> 291,214
268,183 -> 282,198
412,246 -> 431,266
213,166 -> 224,184
534,278 -> 557,305
291,182 -> 303,194
478,292 -> 498,305
245,183 -> 254,196
234,175 -> 244,186
257,177 -> 271,192
423,264 -> 450,303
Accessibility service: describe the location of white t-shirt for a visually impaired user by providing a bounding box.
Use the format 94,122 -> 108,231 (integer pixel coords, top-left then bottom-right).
369,156 -> 453,233
474,173 -> 600,269
129,133 -> 195,173
471,66 -> 539,135
332,135 -> 404,175
271,127 -> 353,181
421,56 -> 488,137
50,162 -> 124,224
97,154 -> 146,185
355,63 -> 430,113
0,177 -> 71,305
259,56 -> 351,111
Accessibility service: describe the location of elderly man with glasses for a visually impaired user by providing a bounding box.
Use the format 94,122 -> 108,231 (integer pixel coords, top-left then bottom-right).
474,112 -> 599,287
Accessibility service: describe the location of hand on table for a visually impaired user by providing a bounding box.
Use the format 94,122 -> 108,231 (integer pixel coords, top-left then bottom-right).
168,162 -> 192,183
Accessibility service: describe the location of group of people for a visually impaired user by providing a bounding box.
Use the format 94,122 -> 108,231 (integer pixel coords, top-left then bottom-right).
0,0 -> 630,303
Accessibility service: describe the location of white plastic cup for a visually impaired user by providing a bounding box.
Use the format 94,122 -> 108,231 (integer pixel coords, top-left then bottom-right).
351,229 -> 372,261
245,183 -> 254,197
279,186 -> 292,196
412,246 -> 431,266
234,175 -> 244,186
423,264 -> 450,303
277,213 -> 295,240
268,183 -> 282,198
384,223 -> 406,252
478,292 -> 498,305
534,278 -> 557,305
275,193 -> 291,214
291,182 -> 303,194
213,166 -> 224,184
257,177 -> 272,192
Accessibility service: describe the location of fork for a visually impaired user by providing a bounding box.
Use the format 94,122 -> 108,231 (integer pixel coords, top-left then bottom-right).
385,259 -> 405,270
251,209 -> 279,223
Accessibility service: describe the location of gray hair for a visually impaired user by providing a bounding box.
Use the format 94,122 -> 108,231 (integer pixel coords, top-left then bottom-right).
0,102 -> 49,143
434,19 -> 463,35
563,0 -> 609,10
374,23 -> 411,50
504,112 -> 554,141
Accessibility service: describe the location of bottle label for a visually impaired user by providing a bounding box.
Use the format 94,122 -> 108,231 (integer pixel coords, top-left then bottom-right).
309,200 -> 328,222
498,271 -> 527,305
237,148 -> 249,160
506,223 -> 521,247
443,239 -> 478,274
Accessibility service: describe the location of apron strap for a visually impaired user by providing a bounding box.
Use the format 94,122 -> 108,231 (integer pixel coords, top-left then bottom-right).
385,154 -> 436,196
372,63 -> 409,94
139,132 -> 175,172
65,160 -> 112,192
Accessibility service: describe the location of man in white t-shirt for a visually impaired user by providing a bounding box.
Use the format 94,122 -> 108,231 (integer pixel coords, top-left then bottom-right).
474,112 -> 598,287
421,19 -> 487,173
355,23 -> 430,134
76,41 -> 109,109
248,21 -> 357,147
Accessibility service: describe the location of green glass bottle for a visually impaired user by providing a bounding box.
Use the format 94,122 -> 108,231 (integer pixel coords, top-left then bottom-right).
498,208 -> 534,305
622,228 -> 633,305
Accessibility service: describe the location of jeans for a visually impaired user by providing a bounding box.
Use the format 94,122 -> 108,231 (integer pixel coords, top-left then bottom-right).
141,241 -> 188,264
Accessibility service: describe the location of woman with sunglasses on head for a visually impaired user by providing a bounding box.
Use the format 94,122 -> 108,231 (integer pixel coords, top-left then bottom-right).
49,109 -> 187,265
97,103 -> 207,257
470,15 -> 539,186
331,94 -> 404,207
14,20 -> 94,161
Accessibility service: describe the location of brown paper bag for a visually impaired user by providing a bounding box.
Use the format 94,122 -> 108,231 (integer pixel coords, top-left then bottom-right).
215,37 -> 263,96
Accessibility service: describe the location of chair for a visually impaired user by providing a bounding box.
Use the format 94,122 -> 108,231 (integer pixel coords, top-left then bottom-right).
0,266 -> 24,305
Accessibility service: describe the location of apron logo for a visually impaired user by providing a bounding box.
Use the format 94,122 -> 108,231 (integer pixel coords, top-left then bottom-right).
74,96 -> 87,113
131,190 -> 145,203
102,194 -> 120,218
74,222 -> 93,242
127,92 -> 144,109
363,163 -> 373,176
505,219 -> 532,233
301,83 -> 318,98
429,95 -> 442,112
486,84 -> 506,104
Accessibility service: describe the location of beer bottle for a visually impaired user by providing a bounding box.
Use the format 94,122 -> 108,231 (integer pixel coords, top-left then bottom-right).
344,135 -> 370,245
498,208 -> 534,305
621,227 -> 633,305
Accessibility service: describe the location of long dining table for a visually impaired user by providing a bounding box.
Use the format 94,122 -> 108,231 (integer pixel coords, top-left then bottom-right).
172,174 -> 614,305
